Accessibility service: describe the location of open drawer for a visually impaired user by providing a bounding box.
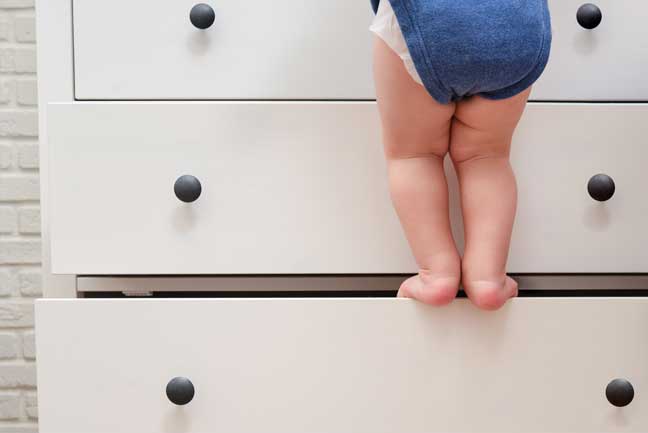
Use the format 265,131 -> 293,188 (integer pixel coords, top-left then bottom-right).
36,297 -> 648,432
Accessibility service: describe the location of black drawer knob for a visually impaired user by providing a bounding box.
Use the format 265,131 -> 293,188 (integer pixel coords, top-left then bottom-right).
577,3 -> 602,29
190,3 -> 215,29
606,378 -> 634,407
166,377 -> 195,406
587,173 -> 615,202
174,175 -> 202,203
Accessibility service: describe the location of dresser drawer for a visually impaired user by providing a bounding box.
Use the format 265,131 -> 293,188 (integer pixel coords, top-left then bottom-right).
47,102 -> 647,274
531,0 -> 648,101
47,102 -> 412,274
71,0 -> 648,100
36,298 -> 648,432
72,0 -> 375,100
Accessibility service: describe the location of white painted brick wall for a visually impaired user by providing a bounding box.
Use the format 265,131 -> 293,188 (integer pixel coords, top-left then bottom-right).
0,1 -> 39,431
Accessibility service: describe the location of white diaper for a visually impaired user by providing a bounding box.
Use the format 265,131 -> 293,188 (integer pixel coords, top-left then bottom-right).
368,0 -> 423,86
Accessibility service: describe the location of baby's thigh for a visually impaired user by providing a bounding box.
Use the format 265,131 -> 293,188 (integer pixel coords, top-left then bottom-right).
449,88 -> 531,162
373,36 -> 455,159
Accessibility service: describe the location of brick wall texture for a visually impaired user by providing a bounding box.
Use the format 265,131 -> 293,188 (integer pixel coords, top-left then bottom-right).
0,0 -> 39,432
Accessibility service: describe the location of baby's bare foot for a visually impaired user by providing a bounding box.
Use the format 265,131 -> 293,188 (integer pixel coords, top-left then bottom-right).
463,276 -> 518,311
398,270 -> 460,306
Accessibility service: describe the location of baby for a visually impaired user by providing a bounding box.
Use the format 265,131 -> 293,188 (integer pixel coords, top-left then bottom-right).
370,0 -> 552,309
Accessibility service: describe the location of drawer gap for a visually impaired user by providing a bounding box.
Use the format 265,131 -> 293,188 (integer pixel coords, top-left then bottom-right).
76,275 -> 648,294
80,289 -> 648,299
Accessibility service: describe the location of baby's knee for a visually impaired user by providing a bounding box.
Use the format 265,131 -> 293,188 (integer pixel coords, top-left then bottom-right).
448,140 -> 510,165
448,121 -> 513,164
384,140 -> 449,162
382,124 -> 451,161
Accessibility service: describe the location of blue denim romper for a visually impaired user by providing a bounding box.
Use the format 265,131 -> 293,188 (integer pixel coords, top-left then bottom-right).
370,0 -> 552,104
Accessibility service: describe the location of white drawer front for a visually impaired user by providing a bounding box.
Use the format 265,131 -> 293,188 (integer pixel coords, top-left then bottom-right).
49,102 -> 648,274
72,0 -> 375,100
48,102 -> 413,274
507,103 -> 648,272
531,0 -> 648,101
36,298 -> 648,432
47,102 -> 648,274
71,0 -> 648,100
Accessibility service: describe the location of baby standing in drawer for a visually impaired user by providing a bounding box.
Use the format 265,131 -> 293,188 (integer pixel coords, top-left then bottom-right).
370,0 -> 552,309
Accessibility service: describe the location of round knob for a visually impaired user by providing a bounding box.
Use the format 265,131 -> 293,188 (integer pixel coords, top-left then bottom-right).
577,3 -> 602,29
190,4 -> 215,29
606,378 -> 634,407
166,377 -> 195,406
174,175 -> 202,203
587,173 -> 615,202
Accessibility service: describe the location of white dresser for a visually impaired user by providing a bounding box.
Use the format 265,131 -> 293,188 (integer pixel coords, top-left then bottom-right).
35,0 -> 648,432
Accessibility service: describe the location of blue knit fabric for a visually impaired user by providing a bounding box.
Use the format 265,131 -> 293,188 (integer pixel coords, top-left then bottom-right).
373,0 -> 552,104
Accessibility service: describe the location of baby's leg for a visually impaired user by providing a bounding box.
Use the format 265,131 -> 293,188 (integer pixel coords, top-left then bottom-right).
373,36 -> 460,305
449,89 -> 531,310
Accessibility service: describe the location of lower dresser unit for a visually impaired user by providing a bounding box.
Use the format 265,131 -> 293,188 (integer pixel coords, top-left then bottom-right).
36,297 -> 648,433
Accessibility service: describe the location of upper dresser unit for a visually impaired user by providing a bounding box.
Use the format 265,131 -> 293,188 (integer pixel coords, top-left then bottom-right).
71,0 -> 648,101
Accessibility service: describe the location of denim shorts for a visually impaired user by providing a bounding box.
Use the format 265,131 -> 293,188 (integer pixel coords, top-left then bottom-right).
370,0 -> 552,104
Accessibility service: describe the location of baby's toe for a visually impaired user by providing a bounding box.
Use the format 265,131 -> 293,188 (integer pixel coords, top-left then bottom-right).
464,277 -> 518,311
398,274 -> 459,306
